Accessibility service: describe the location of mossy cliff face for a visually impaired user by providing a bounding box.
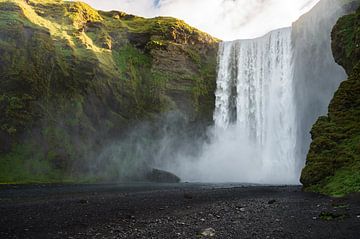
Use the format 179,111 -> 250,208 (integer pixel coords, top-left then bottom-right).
301,6 -> 360,196
0,0 -> 219,183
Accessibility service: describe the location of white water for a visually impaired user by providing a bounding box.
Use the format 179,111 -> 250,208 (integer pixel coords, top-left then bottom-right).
173,28 -> 299,184
215,28 -> 298,183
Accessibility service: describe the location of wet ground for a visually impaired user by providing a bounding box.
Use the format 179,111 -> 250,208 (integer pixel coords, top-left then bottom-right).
0,183 -> 359,238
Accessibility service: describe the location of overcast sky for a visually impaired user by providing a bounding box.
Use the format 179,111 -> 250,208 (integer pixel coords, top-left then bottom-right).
78,0 -> 320,40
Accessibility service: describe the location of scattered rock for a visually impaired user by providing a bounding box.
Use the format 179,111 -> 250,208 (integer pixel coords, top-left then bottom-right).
268,200 -> 276,205
126,215 -> 136,220
79,199 -> 89,204
145,168 -> 181,183
199,228 -> 216,237
184,192 -> 193,200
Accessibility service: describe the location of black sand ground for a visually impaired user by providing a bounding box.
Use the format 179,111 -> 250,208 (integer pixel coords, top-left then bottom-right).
0,184 -> 359,238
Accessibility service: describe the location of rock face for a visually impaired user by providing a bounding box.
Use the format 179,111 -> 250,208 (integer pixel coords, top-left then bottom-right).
291,0 -> 358,172
0,0 -> 218,182
301,6 -> 360,196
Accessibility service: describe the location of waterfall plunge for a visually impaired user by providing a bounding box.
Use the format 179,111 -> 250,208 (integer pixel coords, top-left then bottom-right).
158,0 -> 356,185
214,28 -> 298,184
172,28 -> 299,184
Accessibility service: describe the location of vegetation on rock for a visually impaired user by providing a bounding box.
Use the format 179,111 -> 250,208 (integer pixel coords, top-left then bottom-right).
301,6 -> 360,196
0,0 -> 219,183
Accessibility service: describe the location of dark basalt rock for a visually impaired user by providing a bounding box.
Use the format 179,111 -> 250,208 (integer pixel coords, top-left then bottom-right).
127,32 -> 151,50
145,168 -> 181,183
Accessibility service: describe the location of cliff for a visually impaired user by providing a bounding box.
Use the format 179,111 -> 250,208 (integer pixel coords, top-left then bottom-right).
301,6 -> 360,196
291,0 -> 359,175
0,0 -> 219,183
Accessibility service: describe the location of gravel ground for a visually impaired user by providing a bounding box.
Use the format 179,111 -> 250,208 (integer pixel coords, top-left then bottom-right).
0,184 -> 359,238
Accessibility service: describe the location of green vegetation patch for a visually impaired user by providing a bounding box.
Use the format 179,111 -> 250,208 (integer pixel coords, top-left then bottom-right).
319,211 -> 349,221
0,0 -> 219,184
301,6 -> 360,196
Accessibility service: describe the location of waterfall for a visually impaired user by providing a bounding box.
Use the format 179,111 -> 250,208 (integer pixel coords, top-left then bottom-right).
212,28 -> 298,183
169,0 -> 358,184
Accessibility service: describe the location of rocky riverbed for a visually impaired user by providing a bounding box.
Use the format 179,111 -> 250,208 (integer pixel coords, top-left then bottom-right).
0,184 -> 359,238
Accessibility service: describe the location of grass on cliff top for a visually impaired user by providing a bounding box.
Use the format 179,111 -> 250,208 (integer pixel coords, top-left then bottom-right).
124,16 -> 218,41
0,0 -> 118,74
3,0 -> 219,41
1,0 -> 218,78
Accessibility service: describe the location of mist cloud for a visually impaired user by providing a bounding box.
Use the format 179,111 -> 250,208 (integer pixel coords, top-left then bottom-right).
78,0 -> 320,40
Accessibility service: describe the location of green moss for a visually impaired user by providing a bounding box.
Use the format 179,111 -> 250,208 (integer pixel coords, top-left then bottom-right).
0,142 -> 104,184
0,0 -> 219,184
66,1 -> 103,28
0,143 -> 66,184
301,6 -> 360,196
183,46 -> 201,65
319,211 -> 349,220
306,167 -> 360,197
146,40 -> 167,50
332,7 -> 360,74
0,94 -> 34,135
123,16 -> 218,44
114,44 -> 152,78
112,44 -> 168,116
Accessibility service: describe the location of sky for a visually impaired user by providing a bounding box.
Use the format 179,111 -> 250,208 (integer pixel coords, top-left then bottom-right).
78,0 -> 321,41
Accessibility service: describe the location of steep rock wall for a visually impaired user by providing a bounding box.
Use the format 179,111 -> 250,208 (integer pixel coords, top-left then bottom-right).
0,0 -> 218,182
292,0 -> 359,172
301,6 -> 360,196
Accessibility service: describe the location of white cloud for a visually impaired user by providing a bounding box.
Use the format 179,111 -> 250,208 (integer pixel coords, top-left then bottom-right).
78,0 -> 320,40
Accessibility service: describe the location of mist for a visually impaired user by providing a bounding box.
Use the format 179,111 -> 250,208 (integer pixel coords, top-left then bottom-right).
89,0 -> 354,185
167,29 -> 299,185
292,0 -> 353,172
94,112 -> 206,182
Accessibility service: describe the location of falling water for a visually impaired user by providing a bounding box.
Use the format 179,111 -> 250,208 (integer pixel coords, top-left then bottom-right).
213,28 -> 298,183
164,0 -> 358,184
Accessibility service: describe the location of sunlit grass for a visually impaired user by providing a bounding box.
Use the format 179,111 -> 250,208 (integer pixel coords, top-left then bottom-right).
0,0 -> 219,185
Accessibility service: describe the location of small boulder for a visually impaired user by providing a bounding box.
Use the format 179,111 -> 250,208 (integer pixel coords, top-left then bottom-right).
79,199 -> 89,204
184,192 -> 193,199
145,168 -> 180,183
